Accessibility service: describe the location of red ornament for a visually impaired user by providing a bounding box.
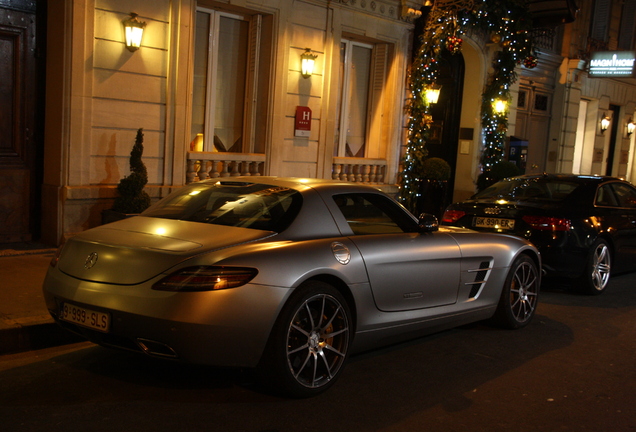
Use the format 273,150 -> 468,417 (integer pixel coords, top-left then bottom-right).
446,36 -> 463,54
523,55 -> 538,69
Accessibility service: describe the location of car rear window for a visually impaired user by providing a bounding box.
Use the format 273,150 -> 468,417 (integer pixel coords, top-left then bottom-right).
475,178 -> 580,202
142,181 -> 302,232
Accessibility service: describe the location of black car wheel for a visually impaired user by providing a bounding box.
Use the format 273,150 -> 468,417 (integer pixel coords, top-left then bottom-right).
492,254 -> 539,329
261,281 -> 351,398
579,239 -> 611,295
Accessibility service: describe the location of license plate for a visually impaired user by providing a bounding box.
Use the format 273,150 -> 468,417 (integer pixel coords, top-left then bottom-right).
473,216 -> 515,230
59,302 -> 110,333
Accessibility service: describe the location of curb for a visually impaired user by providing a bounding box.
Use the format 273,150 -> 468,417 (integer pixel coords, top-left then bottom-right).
0,320 -> 85,355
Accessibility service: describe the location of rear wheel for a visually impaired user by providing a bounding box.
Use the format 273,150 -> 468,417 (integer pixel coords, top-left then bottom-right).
492,255 -> 539,329
260,281 -> 352,398
578,239 -> 611,295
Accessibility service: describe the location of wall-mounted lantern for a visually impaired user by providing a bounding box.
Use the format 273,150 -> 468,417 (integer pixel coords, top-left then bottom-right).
627,118 -> 635,137
600,114 -> 611,133
123,13 -> 146,52
492,98 -> 508,115
424,84 -> 442,104
300,48 -> 317,79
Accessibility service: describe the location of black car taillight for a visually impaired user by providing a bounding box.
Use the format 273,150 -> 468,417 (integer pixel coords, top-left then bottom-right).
152,266 -> 258,292
442,209 -> 466,223
522,215 -> 571,231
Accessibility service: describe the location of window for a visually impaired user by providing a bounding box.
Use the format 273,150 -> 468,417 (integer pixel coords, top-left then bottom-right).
143,181 -> 302,232
191,7 -> 270,154
517,90 -> 527,109
534,94 -> 549,112
333,193 -> 417,234
335,39 -> 390,159
476,178 -> 579,202
618,0 -> 636,50
610,183 -> 636,208
590,0 -> 611,42
596,184 -> 619,207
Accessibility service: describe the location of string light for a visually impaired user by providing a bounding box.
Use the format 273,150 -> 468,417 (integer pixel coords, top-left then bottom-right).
399,1 -> 535,211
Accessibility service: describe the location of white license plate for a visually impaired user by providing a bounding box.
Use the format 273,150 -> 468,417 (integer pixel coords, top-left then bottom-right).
473,216 -> 515,230
59,302 -> 110,333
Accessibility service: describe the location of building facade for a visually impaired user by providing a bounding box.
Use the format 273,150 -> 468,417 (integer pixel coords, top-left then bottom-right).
1,0 -> 635,246
40,0 -> 423,245
511,0 -> 636,187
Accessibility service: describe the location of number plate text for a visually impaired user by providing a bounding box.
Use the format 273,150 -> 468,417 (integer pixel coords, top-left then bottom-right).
59,302 -> 110,333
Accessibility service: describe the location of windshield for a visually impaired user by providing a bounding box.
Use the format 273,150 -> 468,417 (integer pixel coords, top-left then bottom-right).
474,178 -> 580,202
142,181 -> 302,232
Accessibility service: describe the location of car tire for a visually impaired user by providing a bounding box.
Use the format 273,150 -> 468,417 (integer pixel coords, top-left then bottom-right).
259,280 -> 352,398
492,254 -> 540,329
578,238 -> 611,295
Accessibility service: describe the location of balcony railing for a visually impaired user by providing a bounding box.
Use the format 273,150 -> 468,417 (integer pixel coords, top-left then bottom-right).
186,152 -> 266,183
332,157 -> 386,184
186,153 -> 388,185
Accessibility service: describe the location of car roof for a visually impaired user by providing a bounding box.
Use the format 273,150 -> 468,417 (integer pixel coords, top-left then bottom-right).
201,176 -> 387,194
510,173 -> 624,184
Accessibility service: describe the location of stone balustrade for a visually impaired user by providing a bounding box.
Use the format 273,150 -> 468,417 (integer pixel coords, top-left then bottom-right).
186,152 -> 266,183
186,153 -> 387,185
332,157 -> 387,184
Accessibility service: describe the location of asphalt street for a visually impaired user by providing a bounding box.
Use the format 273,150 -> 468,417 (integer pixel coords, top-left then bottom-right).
1,272 -> 635,431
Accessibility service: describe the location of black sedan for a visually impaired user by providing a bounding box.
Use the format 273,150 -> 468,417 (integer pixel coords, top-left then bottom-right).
442,174 -> 636,295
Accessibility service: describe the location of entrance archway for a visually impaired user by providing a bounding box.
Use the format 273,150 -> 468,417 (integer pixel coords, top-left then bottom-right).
426,50 -> 465,204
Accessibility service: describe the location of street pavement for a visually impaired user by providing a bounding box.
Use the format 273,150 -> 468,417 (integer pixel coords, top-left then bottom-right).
1,260 -> 635,431
0,243 -> 83,354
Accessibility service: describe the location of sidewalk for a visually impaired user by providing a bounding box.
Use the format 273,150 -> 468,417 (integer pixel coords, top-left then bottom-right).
0,243 -> 83,354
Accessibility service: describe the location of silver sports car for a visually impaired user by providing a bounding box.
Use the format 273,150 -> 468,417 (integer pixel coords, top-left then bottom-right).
43,177 -> 540,397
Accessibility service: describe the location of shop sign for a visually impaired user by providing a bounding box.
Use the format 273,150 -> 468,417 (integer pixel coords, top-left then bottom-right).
589,51 -> 635,77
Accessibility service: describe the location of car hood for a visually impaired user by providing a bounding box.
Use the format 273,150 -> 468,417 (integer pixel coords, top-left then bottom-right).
57,216 -> 274,284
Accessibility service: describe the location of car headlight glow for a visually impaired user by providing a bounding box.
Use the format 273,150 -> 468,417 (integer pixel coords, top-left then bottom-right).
152,266 -> 258,292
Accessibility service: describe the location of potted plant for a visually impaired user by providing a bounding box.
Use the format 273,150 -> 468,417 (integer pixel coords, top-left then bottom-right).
418,157 -> 451,219
422,157 -> 451,181
102,128 -> 151,224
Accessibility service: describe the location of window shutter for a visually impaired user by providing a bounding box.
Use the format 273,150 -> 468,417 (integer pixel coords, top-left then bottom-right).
242,14 -> 261,152
618,0 -> 636,50
590,0 -> 611,42
366,44 -> 388,158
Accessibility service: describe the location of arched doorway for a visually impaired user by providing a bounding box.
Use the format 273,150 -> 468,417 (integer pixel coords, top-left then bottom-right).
426,50 -> 465,203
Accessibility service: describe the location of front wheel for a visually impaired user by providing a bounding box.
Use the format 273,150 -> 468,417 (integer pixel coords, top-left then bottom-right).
259,281 -> 352,398
578,239 -> 611,295
492,254 -> 540,329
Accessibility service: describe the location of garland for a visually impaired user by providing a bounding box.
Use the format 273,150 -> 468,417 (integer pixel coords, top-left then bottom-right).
399,0 -> 535,212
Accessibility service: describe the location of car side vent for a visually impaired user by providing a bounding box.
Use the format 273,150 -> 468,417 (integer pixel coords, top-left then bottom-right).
468,261 -> 492,298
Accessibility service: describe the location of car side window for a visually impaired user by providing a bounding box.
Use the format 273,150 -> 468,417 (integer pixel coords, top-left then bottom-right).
333,193 -> 416,235
595,185 -> 619,207
610,183 -> 636,208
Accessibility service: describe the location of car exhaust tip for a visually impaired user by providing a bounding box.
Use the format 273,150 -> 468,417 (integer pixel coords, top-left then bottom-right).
136,338 -> 178,359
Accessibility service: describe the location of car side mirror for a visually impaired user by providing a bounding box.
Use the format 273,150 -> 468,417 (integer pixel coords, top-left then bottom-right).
418,213 -> 439,232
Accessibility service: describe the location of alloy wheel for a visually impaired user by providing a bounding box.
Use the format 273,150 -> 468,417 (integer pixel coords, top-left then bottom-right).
591,242 -> 611,292
509,260 -> 539,324
285,293 -> 350,389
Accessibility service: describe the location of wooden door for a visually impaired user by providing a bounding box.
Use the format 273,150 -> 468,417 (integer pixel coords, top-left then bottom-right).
515,86 -> 552,174
0,3 -> 39,242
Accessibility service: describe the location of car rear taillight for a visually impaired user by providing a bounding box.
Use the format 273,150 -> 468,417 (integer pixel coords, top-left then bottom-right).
50,245 -> 64,268
522,216 -> 572,231
442,210 -> 466,223
152,266 -> 258,292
